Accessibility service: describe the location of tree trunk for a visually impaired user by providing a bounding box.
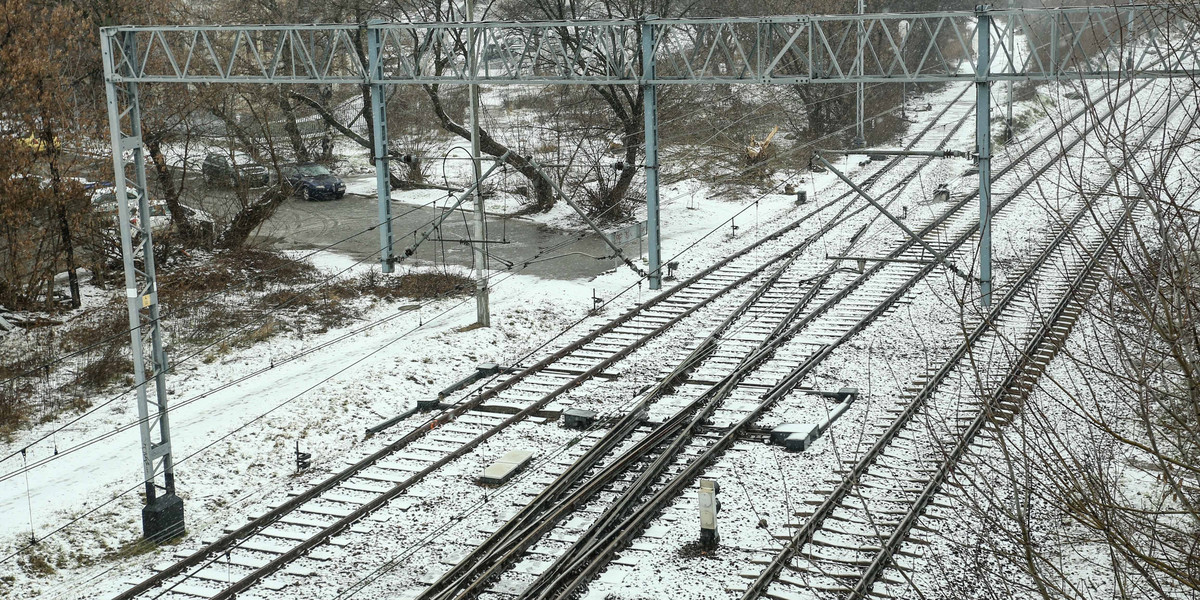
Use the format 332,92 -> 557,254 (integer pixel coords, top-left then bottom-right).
45,138 -> 80,308
54,206 -> 80,308
144,133 -> 198,242
318,85 -> 335,162
603,119 -> 641,218
216,186 -> 291,249
423,84 -> 556,211
277,89 -> 310,162
584,84 -> 644,219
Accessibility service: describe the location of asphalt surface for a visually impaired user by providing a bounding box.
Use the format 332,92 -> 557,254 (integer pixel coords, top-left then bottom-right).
183,180 -> 633,280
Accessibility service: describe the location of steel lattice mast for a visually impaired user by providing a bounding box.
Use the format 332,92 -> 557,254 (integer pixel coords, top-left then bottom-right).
101,30 -> 184,542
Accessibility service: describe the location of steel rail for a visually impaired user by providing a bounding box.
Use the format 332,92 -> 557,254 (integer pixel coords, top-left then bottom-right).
846,103 -> 1195,600
424,262 -> 827,600
124,77 -> 1115,600
537,78 -> 1159,599
847,202 -> 1137,600
430,78 -> 1123,599
414,87 -> 978,600
422,260 -> 826,600
741,85 -> 1186,600
114,90 -> 959,600
137,243 -> 797,600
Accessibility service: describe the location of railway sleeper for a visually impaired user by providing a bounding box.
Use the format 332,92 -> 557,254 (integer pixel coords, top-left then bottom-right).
291,503 -> 352,519
765,577 -> 851,598
154,581 -> 228,599
339,479 -> 391,495
852,478 -> 928,495
805,547 -> 876,567
370,460 -> 431,475
539,366 -> 619,380
275,514 -> 332,530
821,511 -> 900,531
815,523 -> 890,546
785,558 -> 863,580
145,98 -> 993,600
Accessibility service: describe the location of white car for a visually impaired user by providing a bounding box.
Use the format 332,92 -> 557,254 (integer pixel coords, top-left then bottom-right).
87,182 -> 172,234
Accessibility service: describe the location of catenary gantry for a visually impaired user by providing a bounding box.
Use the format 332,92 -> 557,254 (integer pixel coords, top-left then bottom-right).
99,4 -> 1199,542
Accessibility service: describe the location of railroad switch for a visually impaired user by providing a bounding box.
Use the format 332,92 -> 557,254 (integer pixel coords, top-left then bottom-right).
698,479 -> 721,549
832,387 -> 859,403
295,440 -> 312,472
432,362 -> 511,408
771,388 -> 860,451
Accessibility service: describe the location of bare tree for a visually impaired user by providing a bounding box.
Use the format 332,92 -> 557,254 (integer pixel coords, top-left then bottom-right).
933,71 -> 1200,600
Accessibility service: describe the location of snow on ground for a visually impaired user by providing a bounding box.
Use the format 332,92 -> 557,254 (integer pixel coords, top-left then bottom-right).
576,78 -> 1191,600
883,95 -> 1200,600
0,87 -> 878,596
3,71 -> 1184,600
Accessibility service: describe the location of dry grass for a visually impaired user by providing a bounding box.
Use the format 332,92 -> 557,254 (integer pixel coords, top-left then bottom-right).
0,385 -> 29,436
158,248 -> 318,308
1,253 -> 471,434
353,270 -> 473,301
69,350 -> 131,391
257,282 -> 356,331
18,551 -> 56,577
60,307 -> 128,354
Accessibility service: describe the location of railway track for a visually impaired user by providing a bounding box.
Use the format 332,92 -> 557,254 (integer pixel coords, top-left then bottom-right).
108,86 -> 977,600
738,88 -> 1191,600
110,75 -> 1153,600
403,81 -> 1160,600
415,79 -> 1171,600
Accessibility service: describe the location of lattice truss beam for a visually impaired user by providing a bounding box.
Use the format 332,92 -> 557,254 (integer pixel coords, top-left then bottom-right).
103,5 -> 1200,86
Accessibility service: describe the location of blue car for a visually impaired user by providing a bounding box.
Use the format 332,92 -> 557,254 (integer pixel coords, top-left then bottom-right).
281,163 -> 346,201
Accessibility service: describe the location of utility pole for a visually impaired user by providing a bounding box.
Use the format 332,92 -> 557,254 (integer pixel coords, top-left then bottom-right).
1005,0 -> 1015,141
853,0 -> 866,148
642,17 -> 663,290
900,20 -> 910,122
368,21 -> 394,274
467,0 -> 490,326
977,6 -> 993,308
